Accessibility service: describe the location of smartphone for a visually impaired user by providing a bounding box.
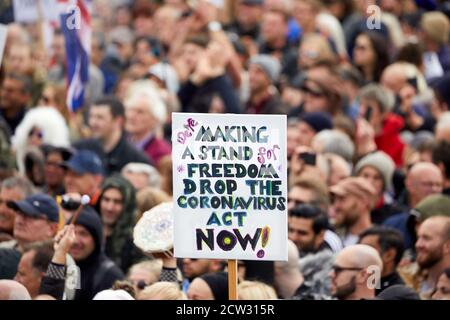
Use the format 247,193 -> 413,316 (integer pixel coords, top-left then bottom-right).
364,106 -> 373,121
299,152 -> 316,166
407,77 -> 418,91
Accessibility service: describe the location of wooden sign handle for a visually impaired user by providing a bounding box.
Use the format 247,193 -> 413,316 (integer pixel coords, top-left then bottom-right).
228,259 -> 238,300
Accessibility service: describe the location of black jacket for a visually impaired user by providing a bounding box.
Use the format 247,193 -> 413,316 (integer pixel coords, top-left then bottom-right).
376,272 -> 405,295
178,75 -> 242,114
74,134 -> 151,175
71,206 -> 124,300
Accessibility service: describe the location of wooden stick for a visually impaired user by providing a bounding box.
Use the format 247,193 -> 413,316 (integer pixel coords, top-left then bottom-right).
70,205 -> 84,225
228,259 -> 238,300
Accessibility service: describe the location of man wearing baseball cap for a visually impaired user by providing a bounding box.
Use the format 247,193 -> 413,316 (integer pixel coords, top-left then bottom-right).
62,150 -> 104,207
8,194 -> 59,251
330,177 -> 377,247
0,194 -> 60,281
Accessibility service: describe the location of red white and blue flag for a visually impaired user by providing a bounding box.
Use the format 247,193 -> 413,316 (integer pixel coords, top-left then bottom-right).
58,0 -> 92,113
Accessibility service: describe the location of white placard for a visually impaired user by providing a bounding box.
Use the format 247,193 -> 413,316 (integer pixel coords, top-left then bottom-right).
172,113 -> 288,261
0,24 -> 7,67
13,0 -> 59,23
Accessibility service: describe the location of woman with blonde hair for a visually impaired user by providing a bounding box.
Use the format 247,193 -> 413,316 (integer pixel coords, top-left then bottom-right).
238,281 -> 278,300
137,282 -> 187,300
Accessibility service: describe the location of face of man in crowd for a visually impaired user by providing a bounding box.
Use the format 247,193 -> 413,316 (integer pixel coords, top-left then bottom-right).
332,194 -> 362,228
125,98 -> 157,137
0,77 -> 29,110
287,125 -> 301,159
7,44 -> 32,75
249,64 -> 270,94
183,259 -> 213,280
13,212 -> 56,245
432,273 -> 450,300
65,169 -> 101,196
70,225 -> 96,261
100,187 -> 124,227
236,2 -> 263,28
302,82 -> 329,113
14,250 -> 43,298
415,218 -> 449,269
288,186 -> 316,211
406,163 -> 443,205
292,0 -> 316,30
0,187 -> 23,233
329,251 -> 363,300
358,166 -> 384,197
44,152 -> 66,188
297,121 -> 316,147
51,34 -> 66,63
288,216 -> 322,254
181,43 -> 204,74
89,105 -> 118,141
261,11 -> 286,45
187,278 -> 214,300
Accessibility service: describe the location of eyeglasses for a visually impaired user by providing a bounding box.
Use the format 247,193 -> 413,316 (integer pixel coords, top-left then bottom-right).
331,264 -> 363,275
301,85 -> 325,98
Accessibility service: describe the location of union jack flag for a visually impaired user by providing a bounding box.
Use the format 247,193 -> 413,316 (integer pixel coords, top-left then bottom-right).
58,0 -> 92,113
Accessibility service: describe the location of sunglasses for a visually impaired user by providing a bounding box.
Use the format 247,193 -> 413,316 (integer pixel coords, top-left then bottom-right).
331,264 -> 363,275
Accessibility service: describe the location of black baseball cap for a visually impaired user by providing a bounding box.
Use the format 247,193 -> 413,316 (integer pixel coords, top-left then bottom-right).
7,194 -> 59,222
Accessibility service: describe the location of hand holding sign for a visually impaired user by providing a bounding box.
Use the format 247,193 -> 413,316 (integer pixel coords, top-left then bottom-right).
133,202 -> 174,255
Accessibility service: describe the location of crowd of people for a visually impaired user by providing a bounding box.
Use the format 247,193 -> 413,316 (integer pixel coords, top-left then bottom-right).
0,0 -> 450,300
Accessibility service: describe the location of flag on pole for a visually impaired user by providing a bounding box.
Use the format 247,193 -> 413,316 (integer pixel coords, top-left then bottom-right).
58,0 -> 92,113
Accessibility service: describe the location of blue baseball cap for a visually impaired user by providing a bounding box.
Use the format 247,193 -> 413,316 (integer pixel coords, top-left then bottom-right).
7,194 -> 59,222
62,150 -> 103,175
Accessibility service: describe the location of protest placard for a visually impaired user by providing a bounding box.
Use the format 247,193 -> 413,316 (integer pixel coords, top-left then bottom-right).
172,113 -> 288,262
0,24 -> 7,67
13,0 -> 58,23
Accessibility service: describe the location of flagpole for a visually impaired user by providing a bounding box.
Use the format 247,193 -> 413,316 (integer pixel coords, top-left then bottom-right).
36,0 -> 45,52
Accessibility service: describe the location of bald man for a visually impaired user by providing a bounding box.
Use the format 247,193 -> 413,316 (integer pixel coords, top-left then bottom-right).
415,216 -> 450,297
329,244 -> 383,300
0,280 -> 31,300
381,63 -> 407,93
405,162 -> 443,209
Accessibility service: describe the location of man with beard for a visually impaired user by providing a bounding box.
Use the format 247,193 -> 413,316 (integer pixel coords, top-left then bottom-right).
415,216 -> 450,298
329,244 -> 383,300
330,177 -> 377,247
288,204 -> 331,257
96,175 -> 145,272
